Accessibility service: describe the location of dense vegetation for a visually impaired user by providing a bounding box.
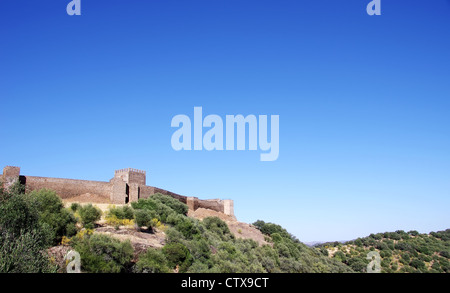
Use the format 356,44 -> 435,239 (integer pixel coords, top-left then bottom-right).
1,181 -> 448,273
316,229 -> 450,273
0,181 -> 76,272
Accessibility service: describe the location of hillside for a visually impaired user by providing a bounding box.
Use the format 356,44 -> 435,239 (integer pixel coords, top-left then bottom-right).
1,181 -> 448,273
316,229 -> 450,273
0,182 -> 351,273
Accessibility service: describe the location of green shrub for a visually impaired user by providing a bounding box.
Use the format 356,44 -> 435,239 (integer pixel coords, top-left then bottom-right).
218,241 -> 237,255
70,202 -> 81,212
151,193 -> 188,215
27,189 -> 77,244
278,257 -> 303,273
0,180 -> 25,203
0,229 -> 56,273
381,258 -> 390,268
347,257 -> 367,272
186,261 -> 211,273
388,232 -> 402,241
185,238 -> 211,263
134,209 -> 155,229
431,261 -> 442,272
131,193 -> 187,223
440,259 -> 450,272
179,219 -> 201,239
108,205 -> 134,220
418,245 -> 431,255
271,233 -> 283,243
410,259 -> 426,270
333,251 -> 346,262
418,254 -> 432,262
401,253 -> 411,263
78,204 -> 102,228
162,242 -> 193,272
0,180 -> 25,202
66,222 -> 78,237
319,247 -> 329,257
253,220 -> 291,239
74,233 -> 134,273
408,230 -> 419,236
354,239 -> 363,247
0,189 -> 58,272
202,217 -> 232,240
135,248 -> 171,273
0,193 -> 40,236
165,227 -> 185,243
275,242 -> 292,258
166,213 -> 185,226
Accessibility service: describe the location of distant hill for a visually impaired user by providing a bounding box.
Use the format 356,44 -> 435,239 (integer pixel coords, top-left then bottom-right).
315,229 -> 450,273
304,241 -> 325,247
304,240 -> 348,247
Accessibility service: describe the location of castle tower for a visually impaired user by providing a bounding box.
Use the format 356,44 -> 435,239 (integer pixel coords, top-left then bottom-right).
2,166 -> 21,190
111,168 -> 146,204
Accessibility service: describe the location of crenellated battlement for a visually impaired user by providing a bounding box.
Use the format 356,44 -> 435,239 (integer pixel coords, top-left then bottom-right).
114,167 -> 146,186
115,168 -> 146,175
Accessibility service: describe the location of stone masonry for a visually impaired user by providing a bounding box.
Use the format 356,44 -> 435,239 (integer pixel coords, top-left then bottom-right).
0,166 -> 235,218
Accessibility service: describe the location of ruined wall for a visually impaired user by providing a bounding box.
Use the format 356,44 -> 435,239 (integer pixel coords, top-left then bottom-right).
196,199 -> 225,213
24,176 -> 111,200
223,200 -> 234,218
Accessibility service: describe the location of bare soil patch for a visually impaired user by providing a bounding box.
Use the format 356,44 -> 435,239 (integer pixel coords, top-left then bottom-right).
94,226 -> 166,255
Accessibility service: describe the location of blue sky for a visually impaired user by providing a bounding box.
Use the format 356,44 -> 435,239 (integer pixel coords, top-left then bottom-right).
1,0 -> 449,242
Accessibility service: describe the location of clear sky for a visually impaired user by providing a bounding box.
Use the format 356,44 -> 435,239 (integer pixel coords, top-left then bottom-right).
1,0 -> 449,242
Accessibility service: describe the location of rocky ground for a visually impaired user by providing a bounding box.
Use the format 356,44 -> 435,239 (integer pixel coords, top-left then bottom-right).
95,225 -> 166,254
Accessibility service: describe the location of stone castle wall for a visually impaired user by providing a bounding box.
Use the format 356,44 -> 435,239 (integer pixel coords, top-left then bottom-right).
24,176 -> 112,199
1,166 -> 235,218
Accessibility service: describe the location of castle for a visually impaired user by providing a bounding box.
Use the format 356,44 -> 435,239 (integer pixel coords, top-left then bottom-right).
0,166 -> 235,218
